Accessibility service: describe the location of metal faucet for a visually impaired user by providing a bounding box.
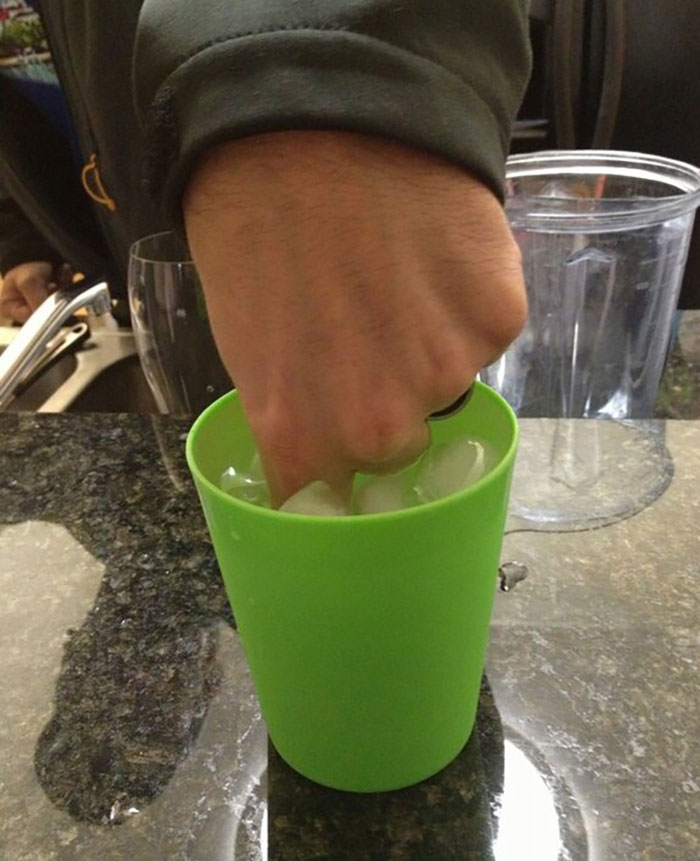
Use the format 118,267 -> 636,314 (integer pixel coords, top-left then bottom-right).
0,280 -> 111,409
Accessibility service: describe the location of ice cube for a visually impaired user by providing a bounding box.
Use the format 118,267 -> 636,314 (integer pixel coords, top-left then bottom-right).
279,481 -> 349,516
415,437 -> 488,502
247,450 -> 266,485
220,466 -> 245,493
220,464 -> 269,506
354,473 -> 414,514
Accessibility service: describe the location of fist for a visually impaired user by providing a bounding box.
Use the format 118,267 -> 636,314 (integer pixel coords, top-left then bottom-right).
185,132 -> 526,505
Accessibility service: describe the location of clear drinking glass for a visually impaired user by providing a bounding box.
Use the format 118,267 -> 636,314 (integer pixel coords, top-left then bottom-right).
482,150 -> 700,529
128,232 -> 231,415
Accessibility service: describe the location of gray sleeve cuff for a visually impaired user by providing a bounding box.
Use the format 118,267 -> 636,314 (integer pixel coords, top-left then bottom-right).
139,29 -> 521,219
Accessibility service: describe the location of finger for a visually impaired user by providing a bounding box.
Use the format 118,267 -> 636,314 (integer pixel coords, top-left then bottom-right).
260,440 -> 355,511
259,400 -> 433,506
428,382 -> 477,419
353,418 -> 431,476
19,275 -> 52,312
0,295 -> 32,324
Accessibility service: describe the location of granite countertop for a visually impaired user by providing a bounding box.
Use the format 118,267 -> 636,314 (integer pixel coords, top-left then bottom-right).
0,413 -> 698,860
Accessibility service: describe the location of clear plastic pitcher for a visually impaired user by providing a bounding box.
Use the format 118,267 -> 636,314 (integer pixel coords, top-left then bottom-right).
482,151 -> 700,529
483,150 -> 700,419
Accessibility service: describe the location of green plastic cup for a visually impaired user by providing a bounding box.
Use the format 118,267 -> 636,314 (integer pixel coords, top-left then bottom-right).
186,382 -> 518,792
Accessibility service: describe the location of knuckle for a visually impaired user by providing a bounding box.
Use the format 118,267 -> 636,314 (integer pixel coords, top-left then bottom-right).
427,339 -> 473,406
469,266 -> 528,357
489,282 -> 528,351
251,407 -> 302,470
343,405 -> 412,467
435,374 -> 471,411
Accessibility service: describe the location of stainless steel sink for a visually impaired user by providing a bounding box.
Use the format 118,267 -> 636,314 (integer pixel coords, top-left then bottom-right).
0,325 -> 158,413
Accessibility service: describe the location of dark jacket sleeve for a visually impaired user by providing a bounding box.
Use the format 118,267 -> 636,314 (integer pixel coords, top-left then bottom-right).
133,1 -> 531,214
0,181 -> 62,276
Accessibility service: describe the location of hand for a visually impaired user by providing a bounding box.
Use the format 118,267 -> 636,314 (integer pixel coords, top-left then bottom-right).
0,261 -> 71,324
185,132 -> 526,506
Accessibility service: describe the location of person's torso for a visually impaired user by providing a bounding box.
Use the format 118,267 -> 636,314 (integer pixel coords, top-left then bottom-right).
0,0 -> 168,286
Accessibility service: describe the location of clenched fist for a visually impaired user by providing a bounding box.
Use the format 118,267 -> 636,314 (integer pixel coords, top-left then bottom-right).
185,132 -> 526,505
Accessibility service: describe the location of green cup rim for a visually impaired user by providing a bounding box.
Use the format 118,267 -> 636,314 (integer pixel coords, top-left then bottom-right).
185,381 -> 519,523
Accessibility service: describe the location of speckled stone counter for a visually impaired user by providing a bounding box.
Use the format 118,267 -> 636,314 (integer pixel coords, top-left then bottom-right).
1,414 -> 698,860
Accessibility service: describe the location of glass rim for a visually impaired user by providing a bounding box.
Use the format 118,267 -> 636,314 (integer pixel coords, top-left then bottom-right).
506,149 -> 700,231
129,230 -> 194,265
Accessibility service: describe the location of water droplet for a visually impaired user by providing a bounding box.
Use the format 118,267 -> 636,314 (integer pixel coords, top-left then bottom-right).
108,798 -> 141,824
206,384 -> 215,394
499,561 -> 529,592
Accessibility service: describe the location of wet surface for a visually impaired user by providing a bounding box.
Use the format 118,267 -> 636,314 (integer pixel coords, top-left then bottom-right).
498,562 -> 529,593
1,414 -> 699,859
656,311 -> 700,419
